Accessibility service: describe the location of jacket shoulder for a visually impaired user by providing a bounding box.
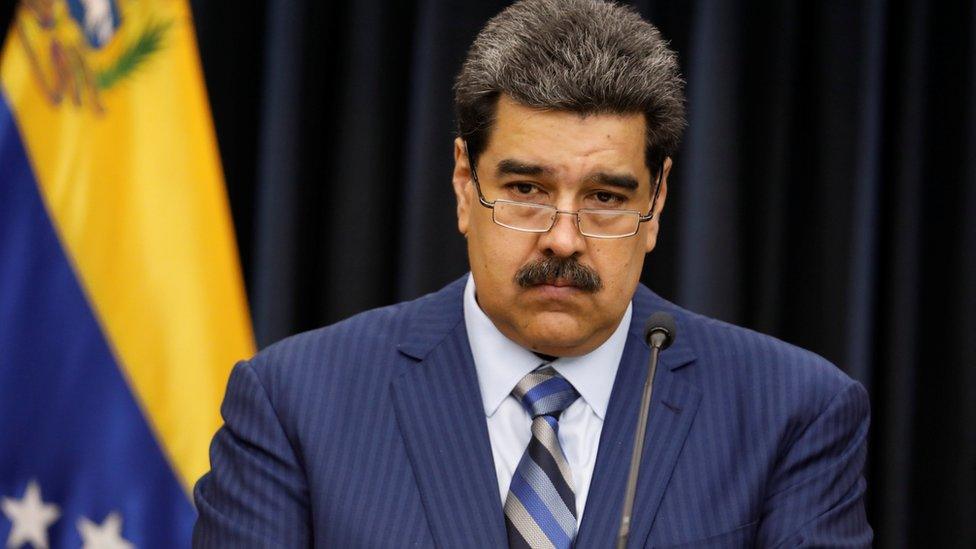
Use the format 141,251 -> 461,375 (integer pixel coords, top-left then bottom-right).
240,279 -> 465,410
635,286 -> 863,416
257,301 -> 408,368
252,288 -> 445,371
688,307 -> 854,390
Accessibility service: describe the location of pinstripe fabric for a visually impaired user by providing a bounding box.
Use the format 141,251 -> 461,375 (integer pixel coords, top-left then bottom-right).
504,367 -> 579,549
193,276 -> 871,548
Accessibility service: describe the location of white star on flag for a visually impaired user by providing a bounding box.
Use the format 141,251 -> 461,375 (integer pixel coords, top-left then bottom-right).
77,512 -> 133,549
1,480 -> 60,549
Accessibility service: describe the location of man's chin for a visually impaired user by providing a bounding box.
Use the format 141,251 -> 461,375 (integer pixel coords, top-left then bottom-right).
514,313 -> 597,357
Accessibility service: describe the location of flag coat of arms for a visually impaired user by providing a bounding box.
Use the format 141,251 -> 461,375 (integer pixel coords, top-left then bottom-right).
0,0 -> 254,546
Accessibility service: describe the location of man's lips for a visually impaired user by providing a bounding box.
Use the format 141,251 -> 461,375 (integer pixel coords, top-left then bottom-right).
529,279 -> 583,294
522,276 -> 580,288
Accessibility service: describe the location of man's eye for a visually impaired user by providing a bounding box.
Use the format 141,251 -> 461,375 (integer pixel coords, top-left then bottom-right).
508,182 -> 538,195
593,191 -> 625,205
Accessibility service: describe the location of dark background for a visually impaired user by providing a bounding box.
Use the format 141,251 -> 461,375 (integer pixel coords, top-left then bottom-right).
4,0 -> 975,546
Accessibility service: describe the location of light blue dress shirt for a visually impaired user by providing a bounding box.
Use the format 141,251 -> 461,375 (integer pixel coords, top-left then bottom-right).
462,274 -> 632,525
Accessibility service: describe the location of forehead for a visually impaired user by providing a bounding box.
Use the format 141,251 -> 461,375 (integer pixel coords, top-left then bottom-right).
483,95 -> 647,176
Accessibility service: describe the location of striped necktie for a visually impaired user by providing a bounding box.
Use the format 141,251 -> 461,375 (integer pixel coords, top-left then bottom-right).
505,365 -> 580,549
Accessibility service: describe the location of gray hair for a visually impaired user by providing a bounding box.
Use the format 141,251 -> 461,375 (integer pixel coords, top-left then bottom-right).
454,0 -> 686,173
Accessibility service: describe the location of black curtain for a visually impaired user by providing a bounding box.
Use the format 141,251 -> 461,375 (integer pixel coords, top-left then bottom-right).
5,0 -> 974,546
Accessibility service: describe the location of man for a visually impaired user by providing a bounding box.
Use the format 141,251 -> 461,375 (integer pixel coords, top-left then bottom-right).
193,0 -> 872,547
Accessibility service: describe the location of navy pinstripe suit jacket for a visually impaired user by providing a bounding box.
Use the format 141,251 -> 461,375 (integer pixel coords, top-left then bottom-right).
193,277 -> 872,548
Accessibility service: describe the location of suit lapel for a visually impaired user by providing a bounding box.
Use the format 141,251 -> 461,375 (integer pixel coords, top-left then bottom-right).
390,280 -> 506,548
577,290 -> 703,548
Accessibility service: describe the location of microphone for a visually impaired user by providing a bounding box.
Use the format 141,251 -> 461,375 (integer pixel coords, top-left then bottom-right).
644,311 -> 676,350
616,312 -> 677,549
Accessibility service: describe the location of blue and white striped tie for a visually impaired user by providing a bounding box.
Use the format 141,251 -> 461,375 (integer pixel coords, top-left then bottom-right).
505,366 -> 580,549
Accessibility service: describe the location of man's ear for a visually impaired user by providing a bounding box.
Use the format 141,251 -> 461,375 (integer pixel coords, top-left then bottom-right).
452,138 -> 473,236
644,156 -> 671,253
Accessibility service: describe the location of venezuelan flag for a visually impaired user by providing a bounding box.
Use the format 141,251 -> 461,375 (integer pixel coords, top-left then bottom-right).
0,1 -> 254,547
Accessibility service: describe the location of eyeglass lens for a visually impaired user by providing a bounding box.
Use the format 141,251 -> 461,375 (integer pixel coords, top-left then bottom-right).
493,201 -> 639,237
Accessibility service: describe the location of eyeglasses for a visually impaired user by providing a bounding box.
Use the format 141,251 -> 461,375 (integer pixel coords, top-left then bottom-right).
464,142 -> 664,239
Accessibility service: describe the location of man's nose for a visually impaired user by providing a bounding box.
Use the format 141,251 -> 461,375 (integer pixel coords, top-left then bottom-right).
538,210 -> 586,258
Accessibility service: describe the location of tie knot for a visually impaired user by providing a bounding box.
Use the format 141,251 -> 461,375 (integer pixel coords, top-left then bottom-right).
512,365 -> 579,418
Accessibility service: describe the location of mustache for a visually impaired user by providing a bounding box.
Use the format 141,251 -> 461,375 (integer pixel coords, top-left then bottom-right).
514,256 -> 603,293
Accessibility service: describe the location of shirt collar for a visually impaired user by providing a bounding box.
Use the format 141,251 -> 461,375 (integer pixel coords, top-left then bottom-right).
463,273 -> 631,420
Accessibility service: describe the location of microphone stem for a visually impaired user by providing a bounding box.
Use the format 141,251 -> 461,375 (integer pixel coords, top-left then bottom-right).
616,345 -> 660,549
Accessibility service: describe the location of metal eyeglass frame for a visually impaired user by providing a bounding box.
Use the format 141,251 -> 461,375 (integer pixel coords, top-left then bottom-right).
464,141 -> 665,239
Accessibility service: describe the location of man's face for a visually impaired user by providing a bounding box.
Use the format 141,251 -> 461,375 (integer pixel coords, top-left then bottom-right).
452,95 -> 670,357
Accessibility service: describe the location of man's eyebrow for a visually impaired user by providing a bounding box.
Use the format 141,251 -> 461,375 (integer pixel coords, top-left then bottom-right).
495,159 -> 554,178
495,159 -> 640,190
585,172 -> 639,191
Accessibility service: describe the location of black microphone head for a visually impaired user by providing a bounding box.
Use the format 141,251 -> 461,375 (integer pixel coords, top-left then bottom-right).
643,312 -> 677,350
